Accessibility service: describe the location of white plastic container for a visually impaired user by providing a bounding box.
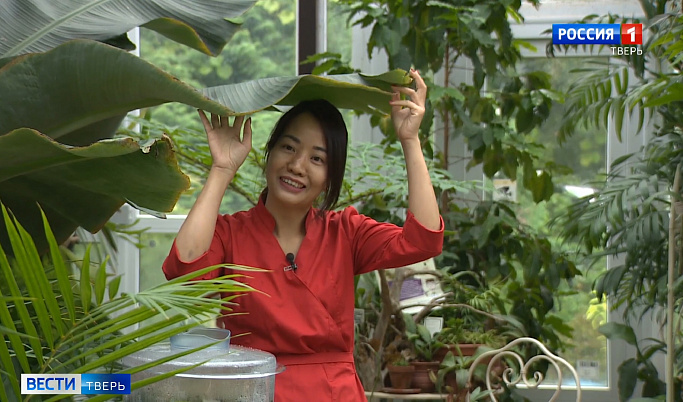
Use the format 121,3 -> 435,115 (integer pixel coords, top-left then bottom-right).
122,328 -> 284,402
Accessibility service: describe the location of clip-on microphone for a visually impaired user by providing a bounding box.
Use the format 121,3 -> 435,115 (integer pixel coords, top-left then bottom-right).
284,253 -> 298,272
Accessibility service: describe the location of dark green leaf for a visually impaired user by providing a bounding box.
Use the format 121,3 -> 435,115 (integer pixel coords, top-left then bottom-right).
617,358 -> 638,400
0,129 -> 190,250
598,322 -> 637,345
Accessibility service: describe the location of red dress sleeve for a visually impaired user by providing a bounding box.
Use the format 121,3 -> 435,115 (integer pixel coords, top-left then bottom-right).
161,216 -> 232,281
341,207 -> 445,275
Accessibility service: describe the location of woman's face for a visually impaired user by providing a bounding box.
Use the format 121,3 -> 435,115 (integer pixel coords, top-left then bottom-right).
265,112 -> 328,210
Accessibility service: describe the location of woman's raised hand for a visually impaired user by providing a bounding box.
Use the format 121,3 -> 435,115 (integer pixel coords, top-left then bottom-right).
198,110 -> 252,174
390,69 -> 427,143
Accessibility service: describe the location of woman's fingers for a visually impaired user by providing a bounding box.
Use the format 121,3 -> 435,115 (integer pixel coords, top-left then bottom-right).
392,85 -> 418,100
198,110 -> 213,132
198,110 -> 251,143
390,99 -> 425,115
411,69 -> 427,93
391,69 -> 427,109
243,117 -> 253,146
233,115 -> 245,129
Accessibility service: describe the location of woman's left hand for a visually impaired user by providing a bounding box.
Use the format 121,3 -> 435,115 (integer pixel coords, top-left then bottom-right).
390,68 -> 427,143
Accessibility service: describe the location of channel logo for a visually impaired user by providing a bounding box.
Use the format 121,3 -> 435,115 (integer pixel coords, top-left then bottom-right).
553,23 -> 643,45
621,23 -> 643,45
21,374 -> 131,395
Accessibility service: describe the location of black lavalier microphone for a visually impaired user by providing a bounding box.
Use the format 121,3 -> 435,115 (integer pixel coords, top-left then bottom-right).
285,253 -> 298,272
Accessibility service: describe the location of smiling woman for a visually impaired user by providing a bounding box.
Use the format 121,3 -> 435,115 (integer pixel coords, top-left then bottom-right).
161,70 -> 445,402
264,100 -> 347,217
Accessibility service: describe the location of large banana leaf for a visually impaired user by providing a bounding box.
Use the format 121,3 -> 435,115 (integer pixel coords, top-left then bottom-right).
0,129 -> 190,252
0,203 -> 260,402
0,40 -> 236,145
0,0 -> 256,58
201,70 -> 412,114
0,40 -> 407,249
0,40 -> 409,145
0,0 -> 256,253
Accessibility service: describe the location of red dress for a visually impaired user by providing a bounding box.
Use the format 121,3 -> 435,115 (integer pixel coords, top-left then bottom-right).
163,197 -> 444,401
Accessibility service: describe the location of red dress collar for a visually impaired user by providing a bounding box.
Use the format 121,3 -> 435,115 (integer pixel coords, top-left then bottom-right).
252,191 -> 320,232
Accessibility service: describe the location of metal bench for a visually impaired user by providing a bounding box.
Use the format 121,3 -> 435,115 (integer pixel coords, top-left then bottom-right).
466,337 -> 581,402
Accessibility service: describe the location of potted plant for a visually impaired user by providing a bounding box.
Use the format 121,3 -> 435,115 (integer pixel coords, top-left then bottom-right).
386,356 -> 416,390
434,318 -> 508,362
435,350 -> 474,401
405,316 -> 441,393
435,346 -> 506,401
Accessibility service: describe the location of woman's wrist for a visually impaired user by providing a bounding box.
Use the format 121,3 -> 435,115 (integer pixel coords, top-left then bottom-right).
210,164 -> 238,176
400,137 -> 422,152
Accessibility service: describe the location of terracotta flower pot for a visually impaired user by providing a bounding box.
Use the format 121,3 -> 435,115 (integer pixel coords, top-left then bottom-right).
434,343 -> 483,362
411,361 -> 440,393
387,364 -> 415,389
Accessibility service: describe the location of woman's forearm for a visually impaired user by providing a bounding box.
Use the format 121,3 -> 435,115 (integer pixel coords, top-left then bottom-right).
175,167 -> 236,261
401,138 -> 441,230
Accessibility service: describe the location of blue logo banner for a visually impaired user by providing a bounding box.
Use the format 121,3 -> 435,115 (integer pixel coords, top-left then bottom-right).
553,24 -> 621,45
80,374 -> 131,395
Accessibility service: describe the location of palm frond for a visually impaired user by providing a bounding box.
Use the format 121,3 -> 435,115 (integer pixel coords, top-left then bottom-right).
0,203 -> 259,400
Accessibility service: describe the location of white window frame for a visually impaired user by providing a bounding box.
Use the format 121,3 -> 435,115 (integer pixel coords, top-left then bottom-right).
512,2 -> 656,400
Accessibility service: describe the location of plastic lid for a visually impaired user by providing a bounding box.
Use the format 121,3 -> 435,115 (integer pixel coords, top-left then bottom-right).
122,329 -> 281,378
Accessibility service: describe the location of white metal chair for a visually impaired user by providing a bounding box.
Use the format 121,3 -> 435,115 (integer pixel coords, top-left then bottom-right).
466,337 -> 581,402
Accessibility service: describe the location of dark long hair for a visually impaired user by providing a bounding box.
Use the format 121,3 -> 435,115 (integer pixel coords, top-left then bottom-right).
265,99 -> 348,213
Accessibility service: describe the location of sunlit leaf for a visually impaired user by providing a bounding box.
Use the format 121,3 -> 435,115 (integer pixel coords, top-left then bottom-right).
0,0 -> 256,58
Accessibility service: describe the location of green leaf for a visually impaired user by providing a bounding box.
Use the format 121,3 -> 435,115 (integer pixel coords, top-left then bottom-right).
11,220 -> 60,349
417,323 -> 432,344
0,299 -> 21,398
81,244 -> 93,314
0,41 -> 237,144
515,107 -> 534,134
643,82 -> 683,107
617,358 -> 638,400
0,0 -> 256,58
201,69 -> 412,115
0,205 -> 43,367
403,312 -> 417,334
614,98 -> 624,139
95,257 -> 109,305
42,208 -> 77,323
109,275 -> 123,300
531,171 -> 554,202
428,85 -> 465,103
0,129 -> 190,251
598,322 -> 637,345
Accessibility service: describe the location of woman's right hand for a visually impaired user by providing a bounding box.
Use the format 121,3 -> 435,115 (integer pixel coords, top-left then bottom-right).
198,110 -> 252,174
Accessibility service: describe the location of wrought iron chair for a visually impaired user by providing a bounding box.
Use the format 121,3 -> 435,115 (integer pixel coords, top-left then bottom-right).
465,337 -> 581,402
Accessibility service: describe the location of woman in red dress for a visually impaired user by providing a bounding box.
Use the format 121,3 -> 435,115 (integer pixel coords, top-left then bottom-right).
162,69 -> 444,401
